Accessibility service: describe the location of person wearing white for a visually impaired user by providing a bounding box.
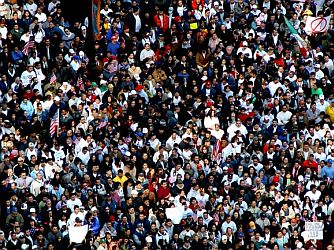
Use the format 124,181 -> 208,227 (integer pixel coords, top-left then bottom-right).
24,0 -> 38,16
30,173 -> 44,197
316,95 -> 329,112
211,124 -> 225,140
314,64 -> 324,80
204,110 -> 220,130
221,216 -> 237,233
236,42 -> 253,59
276,105 -> 292,126
67,193 -> 83,212
166,132 -> 181,151
268,77 -> 283,97
21,66 -> 37,87
68,206 -> 85,226
227,120 -> 248,141
305,185 -> 321,203
140,43 -> 155,62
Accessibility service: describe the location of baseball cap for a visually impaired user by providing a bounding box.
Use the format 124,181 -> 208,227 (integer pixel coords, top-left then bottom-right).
237,232 -> 244,237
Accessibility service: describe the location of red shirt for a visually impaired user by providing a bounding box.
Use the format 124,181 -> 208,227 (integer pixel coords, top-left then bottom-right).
302,160 -> 318,173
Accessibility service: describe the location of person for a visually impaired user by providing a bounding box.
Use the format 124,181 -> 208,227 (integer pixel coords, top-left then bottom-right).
1,0 -> 334,249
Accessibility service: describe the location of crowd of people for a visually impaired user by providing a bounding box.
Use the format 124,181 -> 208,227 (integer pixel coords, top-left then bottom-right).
0,0 -> 334,249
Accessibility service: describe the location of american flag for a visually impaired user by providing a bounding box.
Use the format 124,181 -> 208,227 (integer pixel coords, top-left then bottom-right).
99,119 -> 107,129
212,139 -> 222,160
50,109 -> 59,138
50,73 -> 57,84
77,77 -> 85,91
22,40 -> 35,56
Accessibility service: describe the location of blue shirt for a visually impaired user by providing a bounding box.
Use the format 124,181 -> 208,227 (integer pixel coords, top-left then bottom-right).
107,42 -> 120,55
322,166 -> 334,179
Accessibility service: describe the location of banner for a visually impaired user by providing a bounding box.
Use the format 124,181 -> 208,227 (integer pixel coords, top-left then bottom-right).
303,222 -> 323,240
166,207 -> 184,224
68,225 -> 89,243
92,0 -> 101,40
305,16 -> 330,34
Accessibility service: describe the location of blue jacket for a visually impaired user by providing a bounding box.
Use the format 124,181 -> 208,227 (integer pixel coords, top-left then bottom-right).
89,217 -> 100,235
107,42 -> 120,55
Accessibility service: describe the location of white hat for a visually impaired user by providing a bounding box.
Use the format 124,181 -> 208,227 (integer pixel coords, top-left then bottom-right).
222,235 -> 228,241
91,206 -> 98,212
69,49 -> 75,54
319,94 -> 324,99
79,51 -> 84,57
296,242 -> 303,248
133,74 -> 140,80
145,236 -> 153,243
100,80 -> 107,85
0,0 -> 4,4
131,190 -> 138,195
297,88 -> 304,93
242,41 -> 248,47
30,208 -> 36,213
213,1 -> 219,6
224,181 -> 231,186
223,166 -> 228,170
130,90 -> 137,95
315,64 -> 320,68
54,96 -> 60,101
142,128 -> 148,133
264,115 -> 270,120
125,151 -> 131,157
28,142 -> 34,147
201,76 -> 208,81
252,4 -> 257,8
18,157 -> 24,162
21,244 -> 29,250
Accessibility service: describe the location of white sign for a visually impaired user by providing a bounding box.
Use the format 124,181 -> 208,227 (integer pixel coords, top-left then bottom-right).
68,225 -> 89,243
305,16 -> 330,33
304,222 -> 323,240
166,207 -> 184,224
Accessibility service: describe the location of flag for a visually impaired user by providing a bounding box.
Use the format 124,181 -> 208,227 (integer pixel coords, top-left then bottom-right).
50,73 -> 57,84
22,40 -> 34,55
77,77 -> 85,91
212,139 -> 222,160
284,16 -> 307,57
92,0 -> 101,40
50,109 -> 59,138
305,16 -> 330,34
99,120 -> 107,129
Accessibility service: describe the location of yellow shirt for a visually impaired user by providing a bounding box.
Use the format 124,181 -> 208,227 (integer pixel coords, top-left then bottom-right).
112,176 -> 128,186
325,105 -> 334,123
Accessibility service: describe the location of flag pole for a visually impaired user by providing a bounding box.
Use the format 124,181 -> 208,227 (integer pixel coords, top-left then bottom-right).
56,108 -> 60,139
